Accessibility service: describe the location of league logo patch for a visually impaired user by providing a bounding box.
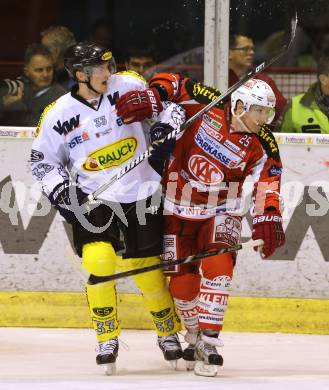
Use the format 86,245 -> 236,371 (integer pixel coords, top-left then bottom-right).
95,129 -> 111,138
94,115 -> 107,128
32,163 -> 54,181
93,307 -> 114,317
268,165 -> 282,177
213,215 -> 241,246
151,308 -> 171,319
161,235 -> 178,274
30,149 -> 44,162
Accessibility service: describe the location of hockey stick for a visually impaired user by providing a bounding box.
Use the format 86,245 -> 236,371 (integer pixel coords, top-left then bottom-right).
87,14 -> 297,203
91,239 -> 264,282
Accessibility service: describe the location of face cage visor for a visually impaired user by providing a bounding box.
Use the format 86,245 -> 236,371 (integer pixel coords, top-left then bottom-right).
83,57 -> 117,78
232,102 -> 275,125
248,104 -> 275,124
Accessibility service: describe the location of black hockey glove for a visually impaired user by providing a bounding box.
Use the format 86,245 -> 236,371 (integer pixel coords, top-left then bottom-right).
149,122 -> 176,161
48,180 -> 86,224
148,122 -> 176,175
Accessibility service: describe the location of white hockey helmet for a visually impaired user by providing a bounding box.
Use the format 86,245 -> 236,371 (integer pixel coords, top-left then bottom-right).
231,78 -> 276,124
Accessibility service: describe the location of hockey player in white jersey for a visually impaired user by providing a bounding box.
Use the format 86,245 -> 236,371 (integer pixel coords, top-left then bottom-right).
30,42 -> 185,375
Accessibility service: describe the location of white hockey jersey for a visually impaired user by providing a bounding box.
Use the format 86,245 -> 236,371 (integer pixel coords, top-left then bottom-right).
31,71 -> 184,203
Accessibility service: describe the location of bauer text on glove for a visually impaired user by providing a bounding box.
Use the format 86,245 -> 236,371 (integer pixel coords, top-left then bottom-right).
116,88 -> 163,123
48,180 -> 86,224
251,211 -> 285,258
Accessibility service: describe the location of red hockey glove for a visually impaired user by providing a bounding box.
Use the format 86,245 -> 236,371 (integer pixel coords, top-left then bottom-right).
252,211 -> 285,258
116,87 -> 163,123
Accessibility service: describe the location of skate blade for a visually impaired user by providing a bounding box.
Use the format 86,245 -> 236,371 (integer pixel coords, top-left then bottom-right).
102,363 -> 116,376
185,360 -> 196,371
194,361 -> 218,377
168,360 -> 179,370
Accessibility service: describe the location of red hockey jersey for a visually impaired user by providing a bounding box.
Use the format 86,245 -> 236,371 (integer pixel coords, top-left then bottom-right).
150,73 -> 283,220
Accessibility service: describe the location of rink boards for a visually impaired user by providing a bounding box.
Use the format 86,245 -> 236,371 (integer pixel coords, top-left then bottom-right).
0,128 -> 328,333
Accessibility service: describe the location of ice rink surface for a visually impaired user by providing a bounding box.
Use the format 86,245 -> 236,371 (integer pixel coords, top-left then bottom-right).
0,328 -> 328,390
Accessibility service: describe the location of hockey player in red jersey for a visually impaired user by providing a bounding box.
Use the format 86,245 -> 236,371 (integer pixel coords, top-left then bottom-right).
116,74 -> 285,377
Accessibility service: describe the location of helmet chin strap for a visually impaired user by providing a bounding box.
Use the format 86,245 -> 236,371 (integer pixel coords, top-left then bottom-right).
78,79 -> 103,96
78,67 -> 103,96
86,80 -> 103,96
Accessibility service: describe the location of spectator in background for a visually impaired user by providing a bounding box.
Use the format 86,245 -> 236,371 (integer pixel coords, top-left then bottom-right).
41,25 -> 76,90
0,43 -> 66,126
125,46 -> 156,80
88,19 -> 112,49
280,56 -> 329,133
296,11 -> 329,68
229,33 -> 287,123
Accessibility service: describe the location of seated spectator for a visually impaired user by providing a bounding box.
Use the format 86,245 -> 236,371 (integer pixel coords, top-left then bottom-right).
229,33 -> 286,123
41,25 -> 76,90
280,56 -> 329,133
0,43 -> 66,126
125,46 -> 156,80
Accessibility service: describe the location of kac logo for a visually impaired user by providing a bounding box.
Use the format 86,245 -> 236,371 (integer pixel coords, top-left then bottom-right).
188,154 -> 224,185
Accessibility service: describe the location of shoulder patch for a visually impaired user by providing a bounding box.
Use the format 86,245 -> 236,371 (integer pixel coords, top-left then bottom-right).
116,70 -> 146,83
256,125 -> 280,161
35,100 -> 57,138
185,79 -> 224,108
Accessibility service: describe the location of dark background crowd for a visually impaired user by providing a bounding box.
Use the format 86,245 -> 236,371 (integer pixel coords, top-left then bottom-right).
1,0 -> 329,131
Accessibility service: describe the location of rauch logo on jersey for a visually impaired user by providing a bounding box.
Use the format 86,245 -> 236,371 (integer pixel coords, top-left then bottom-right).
188,154 -> 224,185
83,137 -> 137,171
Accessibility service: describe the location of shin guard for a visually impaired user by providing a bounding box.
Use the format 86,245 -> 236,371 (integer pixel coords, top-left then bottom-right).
124,256 -> 182,336
197,276 -> 231,332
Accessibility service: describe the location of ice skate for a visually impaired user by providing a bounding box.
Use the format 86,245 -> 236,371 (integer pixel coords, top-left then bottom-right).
194,332 -> 224,377
157,333 -> 183,369
96,337 -> 119,375
183,331 -> 198,371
